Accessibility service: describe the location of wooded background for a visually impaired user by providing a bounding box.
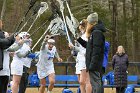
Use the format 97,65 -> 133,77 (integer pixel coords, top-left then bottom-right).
0,0 -> 140,62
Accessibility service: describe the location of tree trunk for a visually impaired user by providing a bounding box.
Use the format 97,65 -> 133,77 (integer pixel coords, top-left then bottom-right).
122,0 -> 127,50
131,0 -> 135,61
111,0 -> 118,56
134,0 -> 140,61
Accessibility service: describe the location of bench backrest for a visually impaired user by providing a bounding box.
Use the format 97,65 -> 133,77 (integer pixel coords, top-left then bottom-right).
127,75 -> 138,82
55,75 -> 78,82
28,74 -> 79,87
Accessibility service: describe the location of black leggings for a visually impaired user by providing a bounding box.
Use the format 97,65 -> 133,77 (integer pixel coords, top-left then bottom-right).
0,76 -> 9,93
116,87 -> 125,93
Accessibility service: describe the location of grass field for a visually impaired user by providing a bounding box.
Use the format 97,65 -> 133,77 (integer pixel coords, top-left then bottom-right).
25,88 -> 140,93
25,88 -> 117,93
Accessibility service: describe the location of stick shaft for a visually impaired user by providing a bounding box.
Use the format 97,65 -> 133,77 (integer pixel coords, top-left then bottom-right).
30,20 -> 48,37
31,27 -> 49,50
1,0 -> 7,20
18,13 -> 36,33
27,15 -> 38,33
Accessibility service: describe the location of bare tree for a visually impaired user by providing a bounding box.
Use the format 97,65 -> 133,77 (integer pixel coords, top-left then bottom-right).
111,0 -> 118,56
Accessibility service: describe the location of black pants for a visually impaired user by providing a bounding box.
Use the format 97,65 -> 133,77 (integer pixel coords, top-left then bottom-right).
89,71 -> 104,93
0,76 -> 9,93
19,66 -> 29,93
116,87 -> 125,93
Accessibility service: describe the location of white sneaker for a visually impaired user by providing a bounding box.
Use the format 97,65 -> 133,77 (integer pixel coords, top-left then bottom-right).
47,91 -> 52,93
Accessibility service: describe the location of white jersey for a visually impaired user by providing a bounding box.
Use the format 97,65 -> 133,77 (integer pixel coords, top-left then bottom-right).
0,50 -> 10,76
21,44 -> 32,68
36,45 -> 56,69
75,34 -> 87,72
36,45 -> 57,79
11,43 -> 30,75
76,34 -> 87,63
12,43 -> 29,63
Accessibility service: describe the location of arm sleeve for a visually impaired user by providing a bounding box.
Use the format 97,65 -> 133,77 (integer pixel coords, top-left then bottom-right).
40,41 -> 46,50
7,43 -> 22,52
77,37 -> 87,48
0,35 -> 15,49
55,49 -> 60,59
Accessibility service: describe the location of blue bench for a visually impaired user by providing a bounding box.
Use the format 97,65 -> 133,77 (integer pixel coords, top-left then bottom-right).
28,74 -> 79,87
28,73 -> 140,88
46,75 -> 79,87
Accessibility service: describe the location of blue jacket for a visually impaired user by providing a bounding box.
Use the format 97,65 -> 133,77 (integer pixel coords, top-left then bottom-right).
102,41 -> 110,69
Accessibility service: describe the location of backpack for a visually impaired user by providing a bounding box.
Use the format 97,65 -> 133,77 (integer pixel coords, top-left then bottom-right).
106,71 -> 114,85
62,88 -> 73,93
125,85 -> 135,93
28,72 -> 39,87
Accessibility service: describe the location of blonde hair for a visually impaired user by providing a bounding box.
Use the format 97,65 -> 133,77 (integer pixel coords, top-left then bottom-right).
116,45 -> 125,54
79,19 -> 87,28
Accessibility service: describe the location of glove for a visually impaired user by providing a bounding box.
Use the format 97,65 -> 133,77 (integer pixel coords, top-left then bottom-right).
25,50 -> 32,58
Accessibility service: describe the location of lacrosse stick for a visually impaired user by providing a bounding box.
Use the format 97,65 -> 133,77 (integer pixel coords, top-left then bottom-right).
31,27 -> 49,50
27,2 -> 48,33
18,4 -> 42,33
29,20 -> 48,37
14,0 -> 37,34
56,0 -> 72,44
48,16 -> 64,35
65,0 -> 79,37
1,0 -> 7,20
31,17 -> 57,50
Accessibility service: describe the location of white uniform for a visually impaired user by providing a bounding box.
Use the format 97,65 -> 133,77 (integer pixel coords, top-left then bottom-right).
22,58 -> 32,68
36,45 -> 56,79
75,34 -> 88,74
0,50 -> 10,76
22,45 -> 32,68
11,43 -> 30,76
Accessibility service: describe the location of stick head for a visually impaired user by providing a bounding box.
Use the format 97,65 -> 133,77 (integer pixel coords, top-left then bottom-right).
37,2 -> 48,17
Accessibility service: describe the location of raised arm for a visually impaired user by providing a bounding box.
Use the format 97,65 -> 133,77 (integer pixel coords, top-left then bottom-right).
40,35 -> 50,50
7,40 -> 24,52
55,49 -> 62,62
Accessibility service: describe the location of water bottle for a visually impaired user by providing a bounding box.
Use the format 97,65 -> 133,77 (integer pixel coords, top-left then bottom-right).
104,78 -> 108,85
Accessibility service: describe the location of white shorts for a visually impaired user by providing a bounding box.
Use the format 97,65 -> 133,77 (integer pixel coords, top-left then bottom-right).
11,61 -> 23,76
75,60 -> 86,74
75,62 -> 81,74
37,65 -> 55,79
79,61 -> 86,71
